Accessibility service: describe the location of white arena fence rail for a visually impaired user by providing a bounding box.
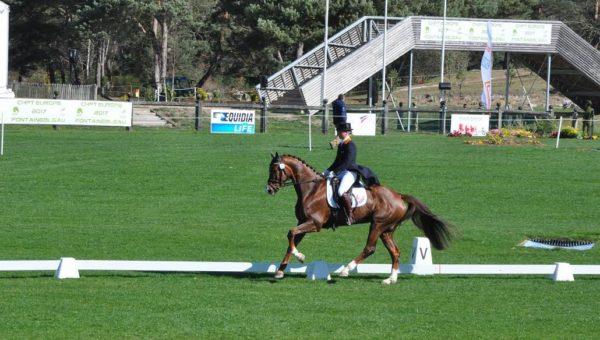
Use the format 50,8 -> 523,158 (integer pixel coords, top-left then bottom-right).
1,238 -> 599,282
130,101 -> 598,137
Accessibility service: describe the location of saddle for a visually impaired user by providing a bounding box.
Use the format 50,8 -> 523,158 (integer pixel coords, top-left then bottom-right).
325,178 -> 368,209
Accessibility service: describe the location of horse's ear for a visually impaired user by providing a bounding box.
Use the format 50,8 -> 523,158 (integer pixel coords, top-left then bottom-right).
270,152 -> 275,159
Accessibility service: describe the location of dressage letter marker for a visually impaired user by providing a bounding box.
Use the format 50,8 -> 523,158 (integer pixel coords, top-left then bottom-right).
410,237 -> 435,275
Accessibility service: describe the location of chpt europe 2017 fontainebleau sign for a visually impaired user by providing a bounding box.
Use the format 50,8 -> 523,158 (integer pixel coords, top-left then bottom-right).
420,19 -> 552,45
0,98 -> 132,127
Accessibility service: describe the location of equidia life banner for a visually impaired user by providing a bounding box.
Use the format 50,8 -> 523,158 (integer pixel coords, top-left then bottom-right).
210,109 -> 255,134
0,98 -> 132,127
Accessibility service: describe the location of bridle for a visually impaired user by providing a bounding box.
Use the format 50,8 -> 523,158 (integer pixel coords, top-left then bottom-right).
267,161 -> 322,194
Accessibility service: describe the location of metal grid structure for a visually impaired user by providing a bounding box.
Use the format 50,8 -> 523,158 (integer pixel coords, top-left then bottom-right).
258,16 -> 600,111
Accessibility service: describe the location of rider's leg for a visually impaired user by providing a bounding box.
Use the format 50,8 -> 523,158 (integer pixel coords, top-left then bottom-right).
339,193 -> 354,225
338,171 -> 358,225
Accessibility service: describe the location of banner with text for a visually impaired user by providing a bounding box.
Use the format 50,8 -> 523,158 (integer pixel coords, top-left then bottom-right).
0,99 -> 132,127
450,114 -> 490,137
420,20 -> 552,45
210,109 -> 255,134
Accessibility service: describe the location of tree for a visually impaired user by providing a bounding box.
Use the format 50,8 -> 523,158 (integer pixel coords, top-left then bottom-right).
211,0 -> 376,85
8,0 -> 83,83
537,0 -> 600,48
77,0 -> 138,91
110,0 -> 193,97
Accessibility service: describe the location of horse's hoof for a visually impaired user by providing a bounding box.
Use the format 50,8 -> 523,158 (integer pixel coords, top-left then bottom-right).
339,268 -> 350,277
294,252 -> 306,263
274,271 -> 284,279
382,277 -> 397,285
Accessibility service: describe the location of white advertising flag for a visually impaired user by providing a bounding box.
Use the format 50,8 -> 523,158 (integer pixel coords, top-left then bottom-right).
480,21 -> 493,110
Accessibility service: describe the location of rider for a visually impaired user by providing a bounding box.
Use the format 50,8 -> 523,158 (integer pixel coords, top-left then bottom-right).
329,94 -> 348,149
324,123 -> 379,225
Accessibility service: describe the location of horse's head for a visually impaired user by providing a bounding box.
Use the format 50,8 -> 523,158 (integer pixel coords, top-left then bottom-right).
266,152 -> 293,195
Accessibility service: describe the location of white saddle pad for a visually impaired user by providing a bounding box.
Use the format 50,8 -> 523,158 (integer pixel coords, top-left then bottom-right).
326,180 -> 368,209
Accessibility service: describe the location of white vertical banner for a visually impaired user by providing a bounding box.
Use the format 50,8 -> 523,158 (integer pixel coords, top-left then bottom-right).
0,1 -> 14,97
480,21 -> 493,110
347,113 -> 376,136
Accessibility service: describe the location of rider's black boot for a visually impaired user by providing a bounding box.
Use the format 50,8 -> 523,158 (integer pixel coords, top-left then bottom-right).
340,193 -> 354,225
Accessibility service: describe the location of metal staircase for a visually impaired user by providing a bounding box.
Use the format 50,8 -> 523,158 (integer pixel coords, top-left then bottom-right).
257,16 -> 405,106
259,16 -> 600,111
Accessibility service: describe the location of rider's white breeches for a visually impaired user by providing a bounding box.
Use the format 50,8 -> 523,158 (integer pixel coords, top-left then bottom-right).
338,170 -> 358,196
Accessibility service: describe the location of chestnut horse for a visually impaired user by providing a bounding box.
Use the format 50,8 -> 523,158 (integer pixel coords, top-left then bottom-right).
266,153 -> 456,284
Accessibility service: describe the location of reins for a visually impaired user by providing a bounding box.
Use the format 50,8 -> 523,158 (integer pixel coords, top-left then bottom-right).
269,162 -> 323,189
270,172 -> 323,188
269,154 -> 324,191
279,177 -> 323,188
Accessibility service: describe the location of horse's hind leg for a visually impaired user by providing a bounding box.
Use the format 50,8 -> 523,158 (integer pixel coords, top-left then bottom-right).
380,230 -> 400,285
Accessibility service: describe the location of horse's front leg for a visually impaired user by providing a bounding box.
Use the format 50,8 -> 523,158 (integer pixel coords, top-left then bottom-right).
275,221 -> 317,279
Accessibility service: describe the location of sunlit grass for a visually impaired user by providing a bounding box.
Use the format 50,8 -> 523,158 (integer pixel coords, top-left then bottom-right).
0,126 -> 599,338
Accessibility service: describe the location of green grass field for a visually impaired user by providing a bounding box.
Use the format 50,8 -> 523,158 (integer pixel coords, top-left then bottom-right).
1,125 -> 599,338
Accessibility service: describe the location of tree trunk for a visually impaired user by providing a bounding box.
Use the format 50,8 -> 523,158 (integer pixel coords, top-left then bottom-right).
195,56 -> 220,88
86,39 -> 91,81
296,42 -> 304,59
96,43 -> 102,94
59,64 -> 66,84
161,20 -> 169,87
596,0 -> 599,20
102,38 -> 110,81
48,63 -> 56,84
153,17 -> 162,99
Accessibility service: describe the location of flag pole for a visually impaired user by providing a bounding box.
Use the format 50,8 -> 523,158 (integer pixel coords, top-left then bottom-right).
440,0 -> 447,83
319,0 -> 330,140
381,0 -> 388,101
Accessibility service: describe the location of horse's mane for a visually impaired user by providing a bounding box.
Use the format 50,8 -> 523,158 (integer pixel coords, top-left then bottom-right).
281,154 -> 324,178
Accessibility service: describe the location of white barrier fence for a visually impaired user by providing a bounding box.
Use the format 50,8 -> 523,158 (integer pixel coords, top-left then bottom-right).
1,238 -> 599,282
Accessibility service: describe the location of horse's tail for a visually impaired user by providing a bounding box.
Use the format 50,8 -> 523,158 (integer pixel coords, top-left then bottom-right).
402,194 -> 456,250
